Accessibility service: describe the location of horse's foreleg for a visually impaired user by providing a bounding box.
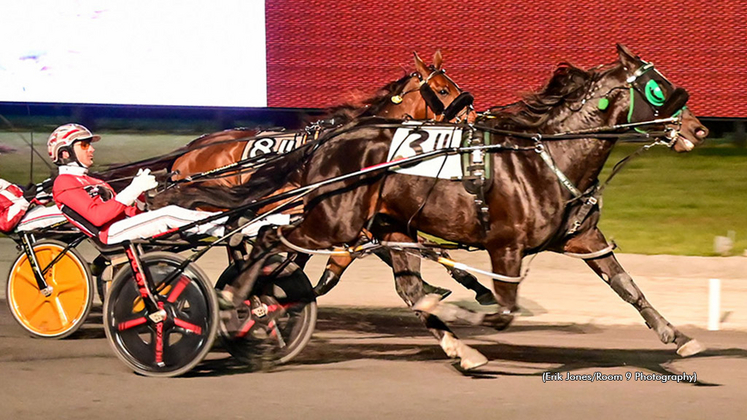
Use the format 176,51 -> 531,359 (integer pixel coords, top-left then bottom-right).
564,228 -> 704,357
390,250 -> 487,370
480,247 -> 524,330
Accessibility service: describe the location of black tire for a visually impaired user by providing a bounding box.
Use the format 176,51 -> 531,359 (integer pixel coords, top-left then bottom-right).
103,252 -> 218,377
218,260 -> 317,366
6,240 -> 94,339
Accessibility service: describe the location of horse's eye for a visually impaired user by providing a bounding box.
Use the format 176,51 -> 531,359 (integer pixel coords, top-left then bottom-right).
438,88 -> 449,95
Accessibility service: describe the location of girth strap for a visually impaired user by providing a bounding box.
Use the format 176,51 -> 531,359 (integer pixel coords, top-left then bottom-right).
461,129 -> 491,236
567,184 -> 601,236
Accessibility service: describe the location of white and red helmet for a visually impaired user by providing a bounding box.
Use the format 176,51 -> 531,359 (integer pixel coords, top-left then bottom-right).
47,123 -> 101,164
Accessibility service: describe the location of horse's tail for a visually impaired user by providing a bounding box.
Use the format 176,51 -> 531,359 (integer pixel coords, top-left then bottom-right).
228,140 -> 318,208
155,141 -> 318,211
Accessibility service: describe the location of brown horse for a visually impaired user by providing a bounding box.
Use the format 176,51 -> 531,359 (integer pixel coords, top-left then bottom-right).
207,45 -> 708,369
101,51 -> 470,193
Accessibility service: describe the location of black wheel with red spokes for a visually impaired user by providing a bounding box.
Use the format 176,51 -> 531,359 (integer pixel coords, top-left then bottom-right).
103,252 -> 218,377
218,261 -> 317,367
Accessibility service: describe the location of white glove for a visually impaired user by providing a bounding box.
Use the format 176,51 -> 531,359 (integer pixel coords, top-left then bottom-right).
115,169 -> 158,206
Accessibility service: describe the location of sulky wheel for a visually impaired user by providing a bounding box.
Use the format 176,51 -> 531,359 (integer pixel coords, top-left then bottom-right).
103,252 -> 218,377
219,261 -> 317,367
6,240 -> 93,339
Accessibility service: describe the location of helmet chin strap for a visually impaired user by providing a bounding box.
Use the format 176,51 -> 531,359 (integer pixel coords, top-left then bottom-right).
58,145 -> 88,168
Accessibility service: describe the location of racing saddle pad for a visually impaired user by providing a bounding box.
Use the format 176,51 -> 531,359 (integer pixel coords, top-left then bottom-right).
387,122 -> 464,179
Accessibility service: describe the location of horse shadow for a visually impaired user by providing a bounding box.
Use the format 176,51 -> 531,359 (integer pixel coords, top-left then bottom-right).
187,307 -> 747,385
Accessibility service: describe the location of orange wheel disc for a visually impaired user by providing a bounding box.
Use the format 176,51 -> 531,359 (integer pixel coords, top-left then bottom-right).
6,241 -> 93,339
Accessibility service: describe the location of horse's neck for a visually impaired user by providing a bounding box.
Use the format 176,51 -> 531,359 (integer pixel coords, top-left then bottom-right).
546,138 -> 615,193
539,110 -> 617,193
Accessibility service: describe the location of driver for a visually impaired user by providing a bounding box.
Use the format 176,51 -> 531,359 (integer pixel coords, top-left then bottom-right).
48,123 -> 225,244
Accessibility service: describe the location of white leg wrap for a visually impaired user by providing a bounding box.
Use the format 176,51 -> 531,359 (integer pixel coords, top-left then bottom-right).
458,344 -> 489,370
413,294 -> 486,325
440,332 -> 460,358
412,294 -> 442,315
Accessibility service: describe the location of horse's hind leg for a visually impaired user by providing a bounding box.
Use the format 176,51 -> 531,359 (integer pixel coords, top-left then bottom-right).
314,245 -> 453,298
389,250 -> 488,370
565,228 -> 704,357
314,254 -> 349,296
411,246 -> 517,331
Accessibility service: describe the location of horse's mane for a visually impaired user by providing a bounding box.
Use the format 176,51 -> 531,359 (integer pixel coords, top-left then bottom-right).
319,73 -> 413,124
485,62 -> 618,130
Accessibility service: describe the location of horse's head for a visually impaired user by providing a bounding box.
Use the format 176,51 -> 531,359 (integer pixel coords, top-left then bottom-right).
503,45 -> 709,153
606,44 -> 709,152
382,51 -> 474,122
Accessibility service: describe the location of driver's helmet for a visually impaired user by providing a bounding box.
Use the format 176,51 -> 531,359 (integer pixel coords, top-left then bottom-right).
47,123 -> 101,164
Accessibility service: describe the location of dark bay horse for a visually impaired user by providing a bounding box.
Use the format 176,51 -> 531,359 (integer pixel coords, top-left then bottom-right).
209,45 -> 708,369
134,51 -> 490,302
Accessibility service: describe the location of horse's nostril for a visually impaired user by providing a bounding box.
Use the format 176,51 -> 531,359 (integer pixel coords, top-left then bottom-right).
696,127 -> 709,139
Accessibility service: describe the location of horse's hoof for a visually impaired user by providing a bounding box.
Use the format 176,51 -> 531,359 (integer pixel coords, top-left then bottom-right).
440,333 -> 460,358
677,339 -> 705,357
482,312 -> 514,331
459,346 -> 488,370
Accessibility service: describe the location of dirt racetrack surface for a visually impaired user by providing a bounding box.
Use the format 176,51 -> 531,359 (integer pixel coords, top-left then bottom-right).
2,237 -> 747,419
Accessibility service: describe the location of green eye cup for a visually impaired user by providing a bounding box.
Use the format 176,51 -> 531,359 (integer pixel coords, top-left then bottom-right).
644,79 -> 666,106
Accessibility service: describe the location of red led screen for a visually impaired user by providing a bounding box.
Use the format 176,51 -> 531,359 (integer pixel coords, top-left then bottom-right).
266,1 -> 746,118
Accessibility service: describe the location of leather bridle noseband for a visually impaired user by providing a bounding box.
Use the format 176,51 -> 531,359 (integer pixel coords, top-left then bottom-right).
392,68 -> 474,122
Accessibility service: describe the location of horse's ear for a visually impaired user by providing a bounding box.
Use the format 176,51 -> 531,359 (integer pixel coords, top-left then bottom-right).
433,50 -> 443,70
413,52 -> 430,79
616,44 -> 640,70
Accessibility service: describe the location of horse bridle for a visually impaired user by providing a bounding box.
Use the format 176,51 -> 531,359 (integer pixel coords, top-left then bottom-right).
392,68 -> 475,121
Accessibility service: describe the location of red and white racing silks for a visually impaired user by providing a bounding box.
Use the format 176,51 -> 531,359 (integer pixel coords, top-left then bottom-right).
0,179 -> 30,232
53,165 -> 225,244
53,165 -> 139,242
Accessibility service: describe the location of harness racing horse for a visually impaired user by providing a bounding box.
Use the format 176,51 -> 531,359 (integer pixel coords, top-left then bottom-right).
142,52 -> 490,302
97,51 -> 489,303
211,44 -> 708,370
